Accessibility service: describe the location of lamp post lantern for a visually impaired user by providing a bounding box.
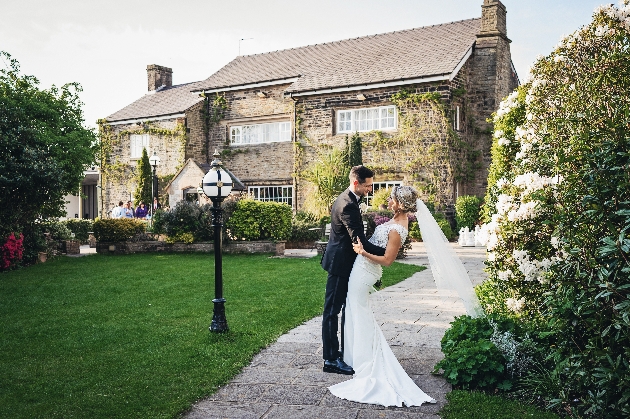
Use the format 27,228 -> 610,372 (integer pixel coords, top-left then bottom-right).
149,152 -> 161,217
202,150 -> 233,333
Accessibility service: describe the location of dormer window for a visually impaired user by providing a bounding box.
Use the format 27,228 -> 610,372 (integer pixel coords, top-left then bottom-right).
337,105 -> 396,134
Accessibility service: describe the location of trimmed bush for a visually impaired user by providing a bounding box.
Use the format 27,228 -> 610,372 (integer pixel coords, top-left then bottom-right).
64,219 -> 93,243
290,211 -> 321,243
226,199 -> 292,241
93,219 -> 145,242
455,195 -> 481,231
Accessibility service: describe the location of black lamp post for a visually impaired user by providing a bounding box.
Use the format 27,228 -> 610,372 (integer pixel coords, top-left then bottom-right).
149,152 -> 160,217
202,151 -> 233,333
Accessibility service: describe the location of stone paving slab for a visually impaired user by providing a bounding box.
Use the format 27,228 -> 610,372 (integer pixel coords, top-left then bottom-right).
182,243 -> 487,419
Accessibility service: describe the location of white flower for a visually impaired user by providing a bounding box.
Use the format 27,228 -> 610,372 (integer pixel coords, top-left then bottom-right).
554,55 -> 566,63
487,251 -> 496,261
498,137 -> 511,146
498,270 -> 513,281
512,172 -> 557,197
595,25 -> 610,37
496,194 -> 515,216
496,178 -> 509,189
507,201 -> 539,222
550,236 -> 560,249
494,130 -> 504,138
512,249 -> 555,283
506,297 -> 525,313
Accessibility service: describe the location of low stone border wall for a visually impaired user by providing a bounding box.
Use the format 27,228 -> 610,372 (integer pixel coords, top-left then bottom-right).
96,240 -> 285,256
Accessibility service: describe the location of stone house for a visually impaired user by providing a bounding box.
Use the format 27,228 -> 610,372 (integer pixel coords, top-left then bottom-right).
100,0 -> 518,217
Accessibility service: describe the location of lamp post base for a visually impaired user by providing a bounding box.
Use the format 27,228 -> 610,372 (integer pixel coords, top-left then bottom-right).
210,298 -> 229,333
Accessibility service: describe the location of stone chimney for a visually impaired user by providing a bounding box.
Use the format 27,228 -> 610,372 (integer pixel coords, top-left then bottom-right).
147,64 -> 172,92
480,0 -> 507,38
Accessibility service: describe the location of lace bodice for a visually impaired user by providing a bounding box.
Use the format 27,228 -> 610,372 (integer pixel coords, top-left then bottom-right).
369,223 -> 408,248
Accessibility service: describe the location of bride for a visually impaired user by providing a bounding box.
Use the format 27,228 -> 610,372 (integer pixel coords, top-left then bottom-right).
328,185 -> 436,407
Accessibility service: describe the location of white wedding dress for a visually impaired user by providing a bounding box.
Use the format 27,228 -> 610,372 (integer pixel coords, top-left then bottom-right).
328,223 -> 435,407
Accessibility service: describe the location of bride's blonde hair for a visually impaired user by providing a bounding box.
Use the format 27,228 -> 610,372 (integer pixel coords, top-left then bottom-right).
391,186 -> 418,213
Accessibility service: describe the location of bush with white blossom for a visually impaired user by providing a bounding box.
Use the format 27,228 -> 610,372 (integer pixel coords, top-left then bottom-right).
476,2 -> 630,416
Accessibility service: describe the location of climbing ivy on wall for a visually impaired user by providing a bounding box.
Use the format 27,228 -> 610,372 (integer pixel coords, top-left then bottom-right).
201,92 -> 228,162
97,119 -> 187,213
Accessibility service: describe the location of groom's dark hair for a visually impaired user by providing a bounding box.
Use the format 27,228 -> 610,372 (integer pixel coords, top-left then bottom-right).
350,165 -> 375,184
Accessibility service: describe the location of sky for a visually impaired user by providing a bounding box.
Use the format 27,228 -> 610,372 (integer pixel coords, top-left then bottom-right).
1,0 -> 611,129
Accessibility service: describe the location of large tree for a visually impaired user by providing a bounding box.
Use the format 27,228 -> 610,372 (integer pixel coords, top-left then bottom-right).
0,52 -> 97,262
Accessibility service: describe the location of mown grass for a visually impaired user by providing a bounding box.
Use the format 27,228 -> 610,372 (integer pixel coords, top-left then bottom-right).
0,253 -> 423,418
440,390 -> 561,419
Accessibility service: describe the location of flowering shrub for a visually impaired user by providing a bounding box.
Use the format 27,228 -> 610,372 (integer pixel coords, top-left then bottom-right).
475,2 -> 630,415
1,233 -> 24,271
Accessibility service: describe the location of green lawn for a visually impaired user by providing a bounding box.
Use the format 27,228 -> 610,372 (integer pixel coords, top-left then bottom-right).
440,390 -> 561,419
0,253 -> 423,419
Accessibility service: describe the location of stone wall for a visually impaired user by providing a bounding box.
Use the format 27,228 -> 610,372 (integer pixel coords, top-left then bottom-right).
96,240 -> 285,256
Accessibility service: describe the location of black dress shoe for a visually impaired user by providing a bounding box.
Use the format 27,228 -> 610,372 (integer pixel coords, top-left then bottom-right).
323,357 -> 355,375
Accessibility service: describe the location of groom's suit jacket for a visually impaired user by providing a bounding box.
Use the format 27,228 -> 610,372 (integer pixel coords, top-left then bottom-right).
322,189 -> 386,278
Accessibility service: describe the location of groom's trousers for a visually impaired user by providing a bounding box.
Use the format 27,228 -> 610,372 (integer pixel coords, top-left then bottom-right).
322,272 -> 348,361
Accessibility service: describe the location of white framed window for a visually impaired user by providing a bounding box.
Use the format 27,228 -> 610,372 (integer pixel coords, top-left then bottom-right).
248,185 -> 293,206
337,105 -> 397,134
365,181 -> 403,207
230,121 -> 291,145
130,134 -> 149,159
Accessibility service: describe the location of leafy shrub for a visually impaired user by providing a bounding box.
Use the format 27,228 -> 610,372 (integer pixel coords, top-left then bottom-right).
474,5 -> 630,416
164,232 -> 195,244
41,221 -> 72,241
455,195 -> 481,231
226,199 -> 292,241
93,219 -> 145,242
370,187 -> 392,209
436,315 -> 516,391
290,211 -> 321,242
64,219 -> 93,243
437,218 -> 454,240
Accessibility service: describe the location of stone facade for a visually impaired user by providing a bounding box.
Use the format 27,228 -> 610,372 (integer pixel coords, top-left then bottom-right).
101,0 -> 518,217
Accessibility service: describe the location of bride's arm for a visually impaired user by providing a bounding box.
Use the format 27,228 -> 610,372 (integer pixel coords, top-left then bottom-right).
353,230 -> 401,267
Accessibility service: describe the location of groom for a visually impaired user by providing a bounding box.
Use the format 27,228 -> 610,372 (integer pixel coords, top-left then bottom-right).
321,165 -> 386,375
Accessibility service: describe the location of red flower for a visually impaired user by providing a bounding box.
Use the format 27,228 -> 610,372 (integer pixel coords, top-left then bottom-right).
1,233 -> 24,270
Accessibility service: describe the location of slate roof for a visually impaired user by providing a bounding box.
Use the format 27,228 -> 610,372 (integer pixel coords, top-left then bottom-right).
193,18 -> 481,94
106,82 -> 204,123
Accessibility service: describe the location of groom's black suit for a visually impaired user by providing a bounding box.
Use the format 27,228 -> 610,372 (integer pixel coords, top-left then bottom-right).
321,189 -> 386,361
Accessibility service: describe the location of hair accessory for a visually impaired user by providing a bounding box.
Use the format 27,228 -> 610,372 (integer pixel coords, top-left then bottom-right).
391,186 -> 418,213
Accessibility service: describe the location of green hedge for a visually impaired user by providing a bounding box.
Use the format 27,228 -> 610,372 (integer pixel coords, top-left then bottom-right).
226,199 -> 292,241
290,211 -> 323,242
455,195 -> 482,231
93,219 -> 146,242
64,219 -> 94,243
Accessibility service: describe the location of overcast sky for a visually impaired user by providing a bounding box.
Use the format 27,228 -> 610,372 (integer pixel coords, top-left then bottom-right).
1,0 -> 608,129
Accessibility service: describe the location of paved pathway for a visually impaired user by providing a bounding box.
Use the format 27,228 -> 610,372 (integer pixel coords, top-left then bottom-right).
184,243 -> 487,419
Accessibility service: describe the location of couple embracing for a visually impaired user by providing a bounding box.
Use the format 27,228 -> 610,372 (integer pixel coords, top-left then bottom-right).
321,165 -> 436,407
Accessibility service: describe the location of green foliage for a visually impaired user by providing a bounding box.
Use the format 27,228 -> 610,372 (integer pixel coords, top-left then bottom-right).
154,201 -> 204,240
64,219 -> 94,243
133,148 -> 152,207
164,232 -> 195,244
436,315 -> 515,391
41,221 -> 72,241
290,211 -> 322,242
346,132 -> 363,167
226,199 -> 292,241
370,187 -> 392,210
478,6 -> 630,416
440,390 -> 560,419
408,220 -> 421,241
92,219 -> 145,242
301,147 -> 350,217
433,212 -> 455,240
455,195 -> 481,230
0,51 -> 97,264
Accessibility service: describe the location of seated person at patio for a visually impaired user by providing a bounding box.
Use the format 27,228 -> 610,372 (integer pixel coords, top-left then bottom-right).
135,202 -> 148,219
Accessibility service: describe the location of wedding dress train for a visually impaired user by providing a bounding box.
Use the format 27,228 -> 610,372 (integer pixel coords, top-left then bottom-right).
328,223 -> 435,407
